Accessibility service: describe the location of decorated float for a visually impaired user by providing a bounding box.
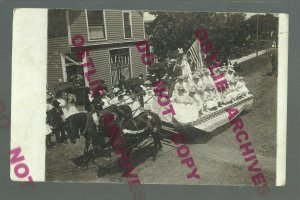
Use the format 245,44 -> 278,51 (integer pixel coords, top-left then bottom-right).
144,89 -> 253,133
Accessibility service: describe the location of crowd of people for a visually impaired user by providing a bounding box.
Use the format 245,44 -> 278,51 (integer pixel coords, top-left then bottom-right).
46,90 -> 79,148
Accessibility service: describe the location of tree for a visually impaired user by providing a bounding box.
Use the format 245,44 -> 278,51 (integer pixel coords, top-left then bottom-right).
146,12 -> 278,62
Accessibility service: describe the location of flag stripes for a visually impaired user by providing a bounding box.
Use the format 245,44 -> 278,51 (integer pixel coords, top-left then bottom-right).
187,39 -> 204,70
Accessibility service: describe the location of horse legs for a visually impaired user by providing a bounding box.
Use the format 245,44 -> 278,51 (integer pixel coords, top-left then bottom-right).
84,138 -> 91,153
150,131 -> 162,161
152,131 -> 162,150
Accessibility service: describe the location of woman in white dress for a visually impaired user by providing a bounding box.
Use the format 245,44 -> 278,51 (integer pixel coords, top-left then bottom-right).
236,76 -> 249,97
171,86 -> 198,123
189,87 -> 203,115
203,69 -> 215,90
173,76 -> 188,95
223,78 -> 239,103
179,53 -> 193,81
56,92 -> 68,121
204,86 -> 218,110
66,92 -> 79,117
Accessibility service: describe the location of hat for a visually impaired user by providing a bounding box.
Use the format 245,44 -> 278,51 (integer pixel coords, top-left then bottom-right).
189,87 -> 196,93
120,91 -> 126,96
144,80 -> 151,85
206,84 -> 214,90
168,59 -> 176,65
197,88 -> 204,93
193,74 -> 200,79
219,68 -> 227,72
98,89 -> 106,96
177,85 -> 185,91
204,68 -> 210,74
113,87 -> 120,94
52,99 -> 60,107
228,68 -> 235,73
230,77 -> 238,83
178,76 -> 184,80
178,48 -> 184,54
47,92 -> 53,100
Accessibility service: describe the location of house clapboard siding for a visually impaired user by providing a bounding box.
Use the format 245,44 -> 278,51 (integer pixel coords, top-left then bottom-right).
48,9 -> 146,91
68,9 -> 145,45
130,46 -> 147,78
47,37 -> 69,92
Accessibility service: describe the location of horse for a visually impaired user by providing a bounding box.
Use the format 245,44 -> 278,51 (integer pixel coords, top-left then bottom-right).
65,104 -> 162,167
64,104 -> 132,148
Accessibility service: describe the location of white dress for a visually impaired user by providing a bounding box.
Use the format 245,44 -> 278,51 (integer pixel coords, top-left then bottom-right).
181,60 -> 193,80
122,95 -> 133,105
190,79 -> 206,92
223,85 -> 239,103
173,82 -> 187,95
130,100 -> 142,118
236,81 -> 249,97
225,73 -> 234,83
46,103 -> 53,136
204,91 -> 218,109
66,94 -> 79,118
171,94 -> 198,124
203,76 -> 215,89
102,96 -> 111,109
110,97 -> 119,105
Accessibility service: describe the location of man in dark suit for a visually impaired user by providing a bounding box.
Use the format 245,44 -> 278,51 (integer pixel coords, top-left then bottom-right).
49,100 -> 67,144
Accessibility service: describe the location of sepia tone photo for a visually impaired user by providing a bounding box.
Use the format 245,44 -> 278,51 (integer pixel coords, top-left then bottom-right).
44,9 -> 281,186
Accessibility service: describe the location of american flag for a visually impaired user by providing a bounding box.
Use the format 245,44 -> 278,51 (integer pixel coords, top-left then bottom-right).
187,39 -> 205,70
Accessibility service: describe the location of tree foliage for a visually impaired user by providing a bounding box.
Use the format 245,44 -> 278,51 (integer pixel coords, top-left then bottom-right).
146,12 -> 278,62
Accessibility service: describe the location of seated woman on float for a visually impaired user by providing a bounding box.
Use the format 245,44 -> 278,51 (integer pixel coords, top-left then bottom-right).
171,85 -> 193,105
222,77 -> 239,104
173,76 -> 188,95
202,68 -> 215,90
188,87 -> 205,115
171,86 -> 198,124
235,76 -> 249,97
203,85 -> 220,111
190,73 -> 206,93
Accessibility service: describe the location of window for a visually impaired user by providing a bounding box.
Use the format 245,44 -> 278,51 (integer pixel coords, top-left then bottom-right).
109,48 -> 131,86
48,9 -> 68,39
123,12 -> 132,39
86,10 -> 106,40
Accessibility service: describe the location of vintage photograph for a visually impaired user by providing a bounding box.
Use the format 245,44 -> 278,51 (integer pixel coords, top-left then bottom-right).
45,9 -> 280,186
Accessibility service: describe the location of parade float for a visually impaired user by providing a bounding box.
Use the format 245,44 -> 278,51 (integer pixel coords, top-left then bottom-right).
144,87 -> 253,133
